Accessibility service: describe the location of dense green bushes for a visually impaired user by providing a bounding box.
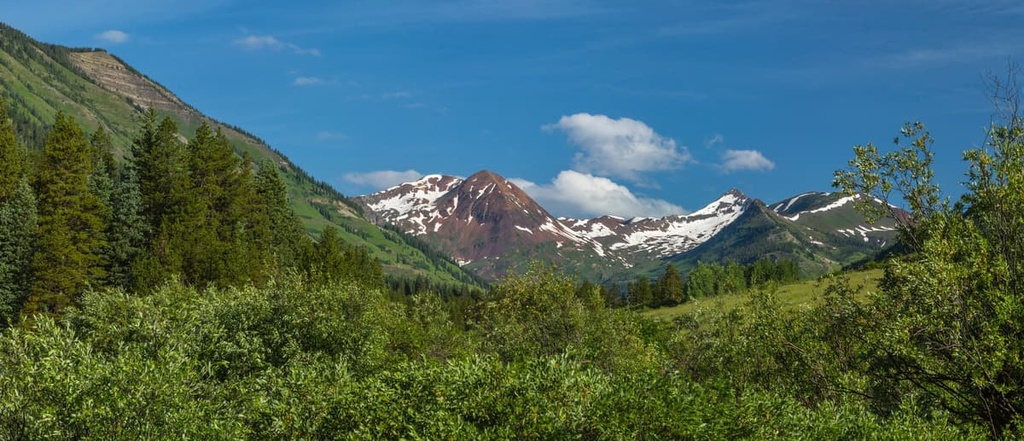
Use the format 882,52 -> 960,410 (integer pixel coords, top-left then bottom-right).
0,269 -> 982,439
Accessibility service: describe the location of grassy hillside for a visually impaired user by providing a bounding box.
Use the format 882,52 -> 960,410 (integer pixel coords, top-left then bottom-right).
643,268 -> 883,321
0,23 -> 482,289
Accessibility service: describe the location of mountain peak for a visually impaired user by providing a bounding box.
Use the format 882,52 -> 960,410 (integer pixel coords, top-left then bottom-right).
465,169 -> 503,182
356,168 -> 597,276
724,188 -> 747,198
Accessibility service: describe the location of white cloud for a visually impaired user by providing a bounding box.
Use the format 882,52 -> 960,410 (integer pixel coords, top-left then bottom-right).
512,170 -> 685,219
293,76 -> 325,86
344,169 -> 423,190
543,113 -> 692,183
232,35 -> 320,56
720,149 -> 775,173
704,133 -> 724,148
95,30 -> 129,44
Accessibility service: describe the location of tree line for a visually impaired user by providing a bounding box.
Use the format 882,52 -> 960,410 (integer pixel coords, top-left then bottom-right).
597,258 -> 800,309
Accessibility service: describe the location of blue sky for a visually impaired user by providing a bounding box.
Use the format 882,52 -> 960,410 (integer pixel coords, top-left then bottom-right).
4,0 -> 1023,218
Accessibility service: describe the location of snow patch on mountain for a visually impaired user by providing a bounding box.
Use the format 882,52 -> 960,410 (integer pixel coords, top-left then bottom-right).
837,225 -> 896,243
364,174 -> 463,235
565,190 -> 750,257
785,194 -> 858,221
771,192 -> 817,213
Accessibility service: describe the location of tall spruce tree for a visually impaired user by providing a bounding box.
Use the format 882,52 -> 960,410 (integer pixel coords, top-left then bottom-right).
253,160 -> 308,274
24,112 -> 107,317
223,153 -> 263,286
0,98 -> 22,200
656,263 -> 685,306
105,166 -> 147,290
132,110 -> 190,239
308,226 -> 346,285
88,127 -> 115,271
0,100 -> 36,326
130,112 -> 194,287
0,180 -> 36,327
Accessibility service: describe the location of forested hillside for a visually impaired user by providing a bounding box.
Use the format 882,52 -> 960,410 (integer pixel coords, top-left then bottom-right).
0,103 -> 393,323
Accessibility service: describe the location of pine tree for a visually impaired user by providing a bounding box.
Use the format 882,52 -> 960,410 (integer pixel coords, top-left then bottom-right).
25,112 -> 107,317
656,263 -> 685,306
0,99 -> 35,326
130,112 -> 203,287
601,282 -> 623,307
88,128 -> 115,273
343,245 -> 385,289
0,179 -> 36,327
308,226 -> 346,284
0,98 -> 23,201
105,167 -> 147,290
132,110 -> 190,239
628,276 -> 653,308
89,126 -> 118,182
253,160 -> 308,275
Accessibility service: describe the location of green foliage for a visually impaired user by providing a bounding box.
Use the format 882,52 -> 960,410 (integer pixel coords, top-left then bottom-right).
253,160 -> 308,275
0,97 -> 24,201
829,76 -> 1024,436
626,274 -> 652,307
833,121 -> 944,251
0,179 -> 36,327
104,166 -> 146,290
26,111 -> 107,317
0,272 -> 980,439
132,110 -> 188,238
654,263 -> 684,306
478,262 -> 658,373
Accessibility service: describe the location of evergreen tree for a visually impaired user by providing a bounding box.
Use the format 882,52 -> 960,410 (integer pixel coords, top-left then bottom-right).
308,226 -> 346,284
656,263 -> 685,306
132,110 -> 189,239
0,99 -> 35,326
89,126 -> 118,182
87,128 -> 115,273
130,112 -> 209,287
105,167 -> 147,290
0,98 -> 23,201
601,282 -> 623,308
25,112 -> 107,317
178,123 -> 237,285
0,179 -> 36,327
253,160 -> 307,273
628,276 -> 653,308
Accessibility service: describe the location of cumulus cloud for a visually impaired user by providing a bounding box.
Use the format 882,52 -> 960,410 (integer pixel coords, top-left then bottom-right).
232,35 -> 320,56
343,169 -> 423,191
95,30 -> 129,44
720,149 -> 775,172
512,170 -> 685,219
293,76 -> 325,86
543,113 -> 692,183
